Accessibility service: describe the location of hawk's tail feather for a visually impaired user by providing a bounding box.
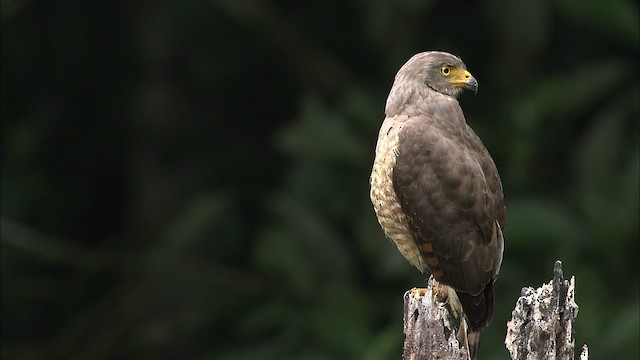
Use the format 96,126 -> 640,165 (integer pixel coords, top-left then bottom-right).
456,281 -> 494,359
456,281 -> 495,331
467,330 -> 481,360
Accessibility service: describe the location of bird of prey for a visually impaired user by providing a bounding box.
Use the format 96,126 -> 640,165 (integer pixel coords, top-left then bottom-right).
370,51 -> 505,359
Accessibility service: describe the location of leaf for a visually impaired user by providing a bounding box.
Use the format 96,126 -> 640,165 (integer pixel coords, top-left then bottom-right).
556,0 -> 640,46
276,95 -> 366,163
504,197 -> 587,252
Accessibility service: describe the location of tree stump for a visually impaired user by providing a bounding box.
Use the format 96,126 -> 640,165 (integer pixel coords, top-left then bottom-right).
401,261 -> 588,359
505,260 -> 588,360
402,286 -> 468,360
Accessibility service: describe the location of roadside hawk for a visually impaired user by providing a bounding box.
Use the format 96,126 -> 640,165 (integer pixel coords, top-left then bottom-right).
370,51 -> 505,359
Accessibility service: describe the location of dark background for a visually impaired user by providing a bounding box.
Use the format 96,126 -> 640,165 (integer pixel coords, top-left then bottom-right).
1,1 -> 638,359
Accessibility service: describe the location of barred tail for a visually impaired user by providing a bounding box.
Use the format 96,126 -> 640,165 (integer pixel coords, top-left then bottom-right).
467,330 -> 481,360
457,280 -> 495,331
457,281 -> 495,359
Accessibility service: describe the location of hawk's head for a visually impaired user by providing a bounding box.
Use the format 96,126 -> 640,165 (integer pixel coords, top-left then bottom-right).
394,51 -> 478,98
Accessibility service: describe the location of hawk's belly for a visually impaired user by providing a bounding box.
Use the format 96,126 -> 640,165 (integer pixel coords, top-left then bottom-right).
370,123 -> 426,272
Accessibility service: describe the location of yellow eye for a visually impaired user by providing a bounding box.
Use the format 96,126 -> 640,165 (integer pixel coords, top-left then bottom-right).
440,65 -> 452,76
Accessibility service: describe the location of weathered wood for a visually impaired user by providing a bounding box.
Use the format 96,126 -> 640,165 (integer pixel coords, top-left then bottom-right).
402,286 -> 467,360
401,261 -> 587,359
505,260 -> 587,360
580,344 -> 589,360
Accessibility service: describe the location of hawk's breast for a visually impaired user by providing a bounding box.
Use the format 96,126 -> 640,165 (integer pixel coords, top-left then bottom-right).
370,116 -> 426,272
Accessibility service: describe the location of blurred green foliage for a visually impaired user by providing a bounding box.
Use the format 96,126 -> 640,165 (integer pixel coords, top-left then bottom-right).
1,0 -> 638,359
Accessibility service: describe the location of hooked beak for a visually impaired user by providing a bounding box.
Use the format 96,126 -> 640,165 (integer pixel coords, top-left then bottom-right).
450,70 -> 478,94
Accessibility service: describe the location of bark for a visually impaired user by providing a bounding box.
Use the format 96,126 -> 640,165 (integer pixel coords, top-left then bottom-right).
505,260 -> 588,360
402,286 -> 468,360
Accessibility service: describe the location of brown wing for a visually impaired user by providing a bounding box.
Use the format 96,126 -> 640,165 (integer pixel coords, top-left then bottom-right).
392,105 -> 505,329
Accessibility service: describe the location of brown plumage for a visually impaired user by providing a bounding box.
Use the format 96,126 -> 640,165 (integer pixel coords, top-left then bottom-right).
370,51 -> 505,359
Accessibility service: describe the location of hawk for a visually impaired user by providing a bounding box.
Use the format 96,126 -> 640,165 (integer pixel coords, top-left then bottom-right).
370,51 -> 505,359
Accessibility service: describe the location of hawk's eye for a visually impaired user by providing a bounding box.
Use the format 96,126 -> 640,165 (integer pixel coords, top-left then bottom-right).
440,65 -> 452,76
